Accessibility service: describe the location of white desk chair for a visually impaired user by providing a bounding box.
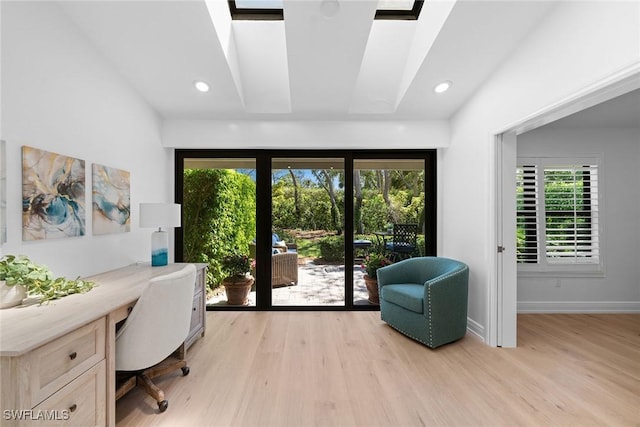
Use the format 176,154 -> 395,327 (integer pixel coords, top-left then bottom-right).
115,263 -> 197,413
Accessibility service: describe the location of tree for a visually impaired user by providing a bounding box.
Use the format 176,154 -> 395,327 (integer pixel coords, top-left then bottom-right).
312,169 -> 343,234
392,170 -> 424,198
354,169 -> 364,234
375,169 -> 394,222
288,169 -> 301,227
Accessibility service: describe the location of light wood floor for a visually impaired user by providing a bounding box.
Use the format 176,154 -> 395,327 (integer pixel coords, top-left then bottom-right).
116,312 -> 640,426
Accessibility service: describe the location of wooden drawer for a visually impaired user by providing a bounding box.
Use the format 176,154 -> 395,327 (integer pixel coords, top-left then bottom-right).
28,318 -> 105,406
31,360 -> 106,427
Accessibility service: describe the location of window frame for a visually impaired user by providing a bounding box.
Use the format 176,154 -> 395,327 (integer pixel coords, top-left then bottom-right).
228,0 -> 284,21
227,0 -> 424,21
516,156 -> 604,278
375,0 -> 424,20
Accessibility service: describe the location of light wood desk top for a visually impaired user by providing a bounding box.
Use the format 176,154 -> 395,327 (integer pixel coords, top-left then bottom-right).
0,263 -> 191,357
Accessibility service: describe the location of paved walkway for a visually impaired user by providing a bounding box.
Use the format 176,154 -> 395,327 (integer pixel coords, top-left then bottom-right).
207,261 -> 373,306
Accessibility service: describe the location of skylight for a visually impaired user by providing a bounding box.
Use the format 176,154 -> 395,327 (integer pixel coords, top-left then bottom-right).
377,0 -> 416,11
375,0 -> 423,20
228,0 -> 283,20
235,0 -> 281,9
228,0 -> 423,21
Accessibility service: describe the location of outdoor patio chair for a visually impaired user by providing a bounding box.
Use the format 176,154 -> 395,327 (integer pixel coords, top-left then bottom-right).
377,257 -> 469,348
385,223 -> 418,261
249,242 -> 298,287
271,251 -> 298,287
272,233 -> 297,253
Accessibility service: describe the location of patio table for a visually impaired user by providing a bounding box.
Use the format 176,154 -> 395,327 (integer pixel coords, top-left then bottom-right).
353,239 -> 372,261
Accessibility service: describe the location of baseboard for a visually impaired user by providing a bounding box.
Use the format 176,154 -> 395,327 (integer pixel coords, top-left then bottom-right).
518,301 -> 640,313
467,317 -> 485,341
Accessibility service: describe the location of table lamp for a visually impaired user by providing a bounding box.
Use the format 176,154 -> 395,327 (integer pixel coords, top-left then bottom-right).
139,203 -> 181,266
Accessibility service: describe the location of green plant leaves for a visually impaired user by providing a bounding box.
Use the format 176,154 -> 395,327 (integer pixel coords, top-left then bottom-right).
0,255 -> 94,304
183,169 -> 256,291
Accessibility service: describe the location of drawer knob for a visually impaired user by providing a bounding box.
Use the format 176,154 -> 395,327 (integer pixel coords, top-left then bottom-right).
193,307 -> 197,311
69,404 -> 77,413
69,352 -> 77,360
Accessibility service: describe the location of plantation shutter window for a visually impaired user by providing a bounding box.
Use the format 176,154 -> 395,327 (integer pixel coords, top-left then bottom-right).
516,157 -> 602,276
516,165 -> 539,263
544,164 -> 599,263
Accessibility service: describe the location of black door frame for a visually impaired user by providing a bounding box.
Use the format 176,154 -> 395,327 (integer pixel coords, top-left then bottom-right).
175,149 -> 437,311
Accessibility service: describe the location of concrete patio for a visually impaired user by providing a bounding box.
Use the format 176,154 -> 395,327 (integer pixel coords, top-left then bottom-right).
207,261 -> 373,306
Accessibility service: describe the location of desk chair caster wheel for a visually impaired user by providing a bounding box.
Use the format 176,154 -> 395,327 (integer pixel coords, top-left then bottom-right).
158,400 -> 168,413
181,366 -> 190,376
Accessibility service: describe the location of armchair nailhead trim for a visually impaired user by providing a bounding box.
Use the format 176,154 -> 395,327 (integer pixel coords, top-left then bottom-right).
427,285 -> 433,348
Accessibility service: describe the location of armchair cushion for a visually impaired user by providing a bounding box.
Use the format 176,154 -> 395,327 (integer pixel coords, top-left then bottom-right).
271,233 -> 280,246
381,284 -> 424,314
270,233 -> 297,253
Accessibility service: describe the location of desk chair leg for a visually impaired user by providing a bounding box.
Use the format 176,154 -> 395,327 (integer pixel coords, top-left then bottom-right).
138,373 -> 168,412
138,358 -> 189,413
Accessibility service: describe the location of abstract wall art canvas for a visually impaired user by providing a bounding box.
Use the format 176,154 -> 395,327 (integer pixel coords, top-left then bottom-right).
22,146 -> 86,240
92,164 -> 130,235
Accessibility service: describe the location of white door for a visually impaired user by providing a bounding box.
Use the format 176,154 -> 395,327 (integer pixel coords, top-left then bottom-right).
496,131 -> 517,347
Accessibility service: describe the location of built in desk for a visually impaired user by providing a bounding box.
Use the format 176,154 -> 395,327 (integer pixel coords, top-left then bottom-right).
0,262 -> 206,427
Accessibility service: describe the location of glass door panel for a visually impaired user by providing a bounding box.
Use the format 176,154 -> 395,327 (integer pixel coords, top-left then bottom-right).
271,158 -> 345,306
353,159 -> 425,305
182,158 -> 257,307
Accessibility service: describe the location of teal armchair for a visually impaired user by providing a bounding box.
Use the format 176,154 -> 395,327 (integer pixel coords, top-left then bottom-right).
377,257 -> 469,348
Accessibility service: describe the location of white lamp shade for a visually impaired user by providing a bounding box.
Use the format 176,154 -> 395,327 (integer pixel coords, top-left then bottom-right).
139,203 -> 181,229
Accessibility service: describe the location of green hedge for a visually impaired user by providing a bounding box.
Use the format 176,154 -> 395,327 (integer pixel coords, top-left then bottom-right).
183,169 -> 256,291
318,235 -> 344,262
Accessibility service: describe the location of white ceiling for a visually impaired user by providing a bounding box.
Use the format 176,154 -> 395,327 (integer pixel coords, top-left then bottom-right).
58,0 -> 557,121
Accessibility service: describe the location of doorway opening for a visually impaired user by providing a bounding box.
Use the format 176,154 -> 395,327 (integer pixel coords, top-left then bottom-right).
493,68 -> 639,347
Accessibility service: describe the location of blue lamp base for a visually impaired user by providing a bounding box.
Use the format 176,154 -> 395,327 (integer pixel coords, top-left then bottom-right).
151,229 -> 168,266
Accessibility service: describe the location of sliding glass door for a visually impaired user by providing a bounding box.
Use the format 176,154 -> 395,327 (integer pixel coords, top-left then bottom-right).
271,157 -> 345,306
179,156 -> 257,307
175,150 -> 436,311
352,158 -> 426,305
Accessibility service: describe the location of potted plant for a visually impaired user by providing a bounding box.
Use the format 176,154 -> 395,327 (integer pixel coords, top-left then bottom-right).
221,253 -> 254,306
0,255 -> 94,308
361,253 -> 392,305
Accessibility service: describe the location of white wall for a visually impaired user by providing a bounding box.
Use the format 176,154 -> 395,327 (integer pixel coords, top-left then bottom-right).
516,127 -> 640,311
162,119 -> 450,149
0,2 -> 171,278
444,1 -> 640,342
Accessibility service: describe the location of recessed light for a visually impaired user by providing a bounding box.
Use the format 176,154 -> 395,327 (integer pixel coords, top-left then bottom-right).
434,81 -> 452,94
194,81 -> 210,93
